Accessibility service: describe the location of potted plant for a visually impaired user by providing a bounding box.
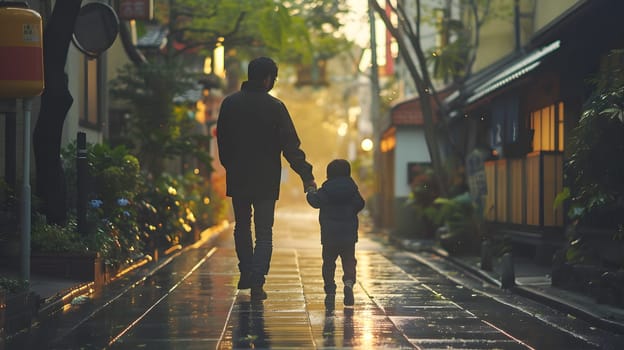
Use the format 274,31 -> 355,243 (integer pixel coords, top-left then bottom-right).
0,277 -> 37,337
30,215 -> 102,282
432,192 -> 482,255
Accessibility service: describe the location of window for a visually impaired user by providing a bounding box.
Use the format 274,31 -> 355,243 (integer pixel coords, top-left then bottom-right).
530,102 -> 564,152
80,57 -> 100,128
381,127 -> 396,153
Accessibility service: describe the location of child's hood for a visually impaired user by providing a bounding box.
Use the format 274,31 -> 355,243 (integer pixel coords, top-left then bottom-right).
321,177 -> 359,203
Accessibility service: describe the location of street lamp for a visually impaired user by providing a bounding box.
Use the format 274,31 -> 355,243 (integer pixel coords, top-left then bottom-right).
361,138 -> 374,152
337,122 -> 348,137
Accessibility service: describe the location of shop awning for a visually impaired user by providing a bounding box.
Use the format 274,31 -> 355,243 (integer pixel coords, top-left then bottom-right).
467,40 -> 561,103
445,40 -> 561,109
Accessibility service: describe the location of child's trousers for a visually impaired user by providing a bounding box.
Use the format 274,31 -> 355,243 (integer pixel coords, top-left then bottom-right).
322,242 -> 357,294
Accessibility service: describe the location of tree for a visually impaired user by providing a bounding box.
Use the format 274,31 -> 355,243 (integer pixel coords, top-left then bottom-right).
33,0 -> 83,224
111,0 -> 353,176
109,59 -> 209,177
559,49 -> 624,229
369,0 -> 492,196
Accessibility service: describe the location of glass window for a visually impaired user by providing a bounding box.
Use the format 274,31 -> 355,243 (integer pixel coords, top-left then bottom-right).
530,102 -> 564,152
80,57 -> 100,128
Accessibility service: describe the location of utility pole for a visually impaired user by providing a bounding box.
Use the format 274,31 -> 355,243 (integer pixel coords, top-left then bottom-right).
21,98 -> 32,282
368,0 -> 381,228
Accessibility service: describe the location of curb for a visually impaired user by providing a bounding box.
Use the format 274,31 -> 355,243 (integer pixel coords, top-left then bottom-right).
387,236 -> 624,335
426,246 -> 502,288
31,221 -> 231,329
513,285 -> 624,335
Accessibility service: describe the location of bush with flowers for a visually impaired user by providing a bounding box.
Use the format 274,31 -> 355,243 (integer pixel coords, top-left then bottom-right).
32,142 -> 227,270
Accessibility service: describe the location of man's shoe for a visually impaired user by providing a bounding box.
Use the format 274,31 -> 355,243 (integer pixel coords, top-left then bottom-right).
251,286 -> 268,301
237,272 -> 252,289
343,286 -> 354,306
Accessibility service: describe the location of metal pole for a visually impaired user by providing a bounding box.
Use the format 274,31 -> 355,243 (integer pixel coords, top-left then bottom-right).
20,98 -> 32,282
77,132 -> 87,236
368,0 -> 382,228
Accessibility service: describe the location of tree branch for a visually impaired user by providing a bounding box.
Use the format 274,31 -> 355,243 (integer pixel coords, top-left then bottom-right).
370,0 -> 449,195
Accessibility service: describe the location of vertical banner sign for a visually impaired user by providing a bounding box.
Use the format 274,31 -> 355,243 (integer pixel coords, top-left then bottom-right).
466,148 -> 488,207
118,0 -> 153,20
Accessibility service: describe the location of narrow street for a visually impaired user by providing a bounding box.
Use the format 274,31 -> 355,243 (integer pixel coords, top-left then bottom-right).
8,207 -> 624,349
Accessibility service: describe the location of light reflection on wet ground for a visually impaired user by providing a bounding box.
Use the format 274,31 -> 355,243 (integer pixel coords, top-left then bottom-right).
8,207 -> 623,349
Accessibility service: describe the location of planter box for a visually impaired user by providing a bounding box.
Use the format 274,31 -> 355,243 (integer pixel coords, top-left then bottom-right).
31,252 -> 102,282
2,290 -> 38,336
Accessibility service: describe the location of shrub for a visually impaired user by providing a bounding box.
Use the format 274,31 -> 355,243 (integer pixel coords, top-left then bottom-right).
55,142 -> 225,269
562,50 -> 624,228
0,277 -> 28,294
431,192 -> 481,254
31,214 -> 85,253
60,142 -> 145,267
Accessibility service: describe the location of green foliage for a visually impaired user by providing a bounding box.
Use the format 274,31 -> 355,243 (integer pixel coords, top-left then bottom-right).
60,143 -> 144,267
151,0 -> 349,66
109,60 -> 211,177
398,161 -> 482,253
133,171 -> 225,248
137,173 -> 193,247
0,277 -> 28,294
397,167 -> 439,238
177,171 -> 228,228
562,50 -> 624,228
154,0 -> 282,56
36,142 -> 226,269
280,0 -> 351,63
432,194 -> 471,228
31,215 -> 86,253
428,38 -> 472,82
431,192 -> 482,254
0,178 -> 17,239
553,50 -> 624,267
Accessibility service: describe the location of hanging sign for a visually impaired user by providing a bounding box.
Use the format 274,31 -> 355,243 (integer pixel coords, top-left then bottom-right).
118,0 -> 153,20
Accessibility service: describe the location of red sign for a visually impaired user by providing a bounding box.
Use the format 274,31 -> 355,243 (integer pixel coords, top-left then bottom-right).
118,0 -> 153,20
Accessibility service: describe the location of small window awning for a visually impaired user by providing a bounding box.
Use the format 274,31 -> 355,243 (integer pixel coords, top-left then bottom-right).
446,40 -> 561,108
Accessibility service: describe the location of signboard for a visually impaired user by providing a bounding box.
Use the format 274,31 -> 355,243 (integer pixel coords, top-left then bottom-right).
466,148 -> 488,205
118,0 -> 153,20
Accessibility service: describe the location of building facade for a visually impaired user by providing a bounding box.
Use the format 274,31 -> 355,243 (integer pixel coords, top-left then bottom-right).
447,0 -> 624,261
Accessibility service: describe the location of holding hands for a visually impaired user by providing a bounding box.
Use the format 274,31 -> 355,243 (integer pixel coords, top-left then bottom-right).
304,180 -> 317,193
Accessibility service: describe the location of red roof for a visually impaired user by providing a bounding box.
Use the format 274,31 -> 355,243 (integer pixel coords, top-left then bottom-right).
389,90 -> 452,126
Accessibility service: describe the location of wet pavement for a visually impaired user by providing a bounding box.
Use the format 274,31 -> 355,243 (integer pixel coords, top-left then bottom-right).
6,207 -> 624,349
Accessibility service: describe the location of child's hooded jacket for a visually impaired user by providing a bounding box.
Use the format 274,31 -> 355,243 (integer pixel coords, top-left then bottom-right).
306,176 -> 365,245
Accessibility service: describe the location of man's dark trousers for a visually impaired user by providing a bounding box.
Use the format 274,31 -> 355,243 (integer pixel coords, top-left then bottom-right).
232,197 -> 276,286
322,243 -> 357,293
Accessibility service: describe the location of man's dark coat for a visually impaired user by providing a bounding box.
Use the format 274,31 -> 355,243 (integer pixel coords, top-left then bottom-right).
217,80 -> 314,200
306,176 -> 365,245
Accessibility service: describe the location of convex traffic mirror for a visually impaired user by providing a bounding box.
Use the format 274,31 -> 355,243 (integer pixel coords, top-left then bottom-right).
72,2 -> 119,59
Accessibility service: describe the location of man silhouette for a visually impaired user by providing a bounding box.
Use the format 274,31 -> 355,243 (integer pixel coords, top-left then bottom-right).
217,57 -> 316,300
